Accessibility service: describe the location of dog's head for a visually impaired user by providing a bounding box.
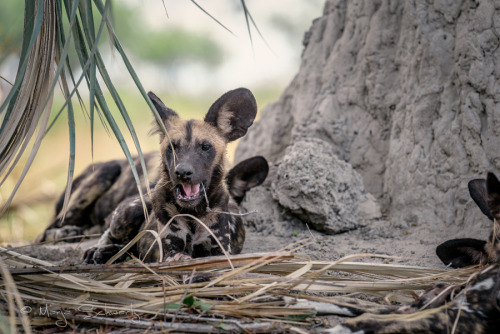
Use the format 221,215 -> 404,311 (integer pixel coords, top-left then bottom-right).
148,88 -> 257,209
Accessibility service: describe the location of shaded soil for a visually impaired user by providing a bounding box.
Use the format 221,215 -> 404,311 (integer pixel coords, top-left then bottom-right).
12,214 -> 489,268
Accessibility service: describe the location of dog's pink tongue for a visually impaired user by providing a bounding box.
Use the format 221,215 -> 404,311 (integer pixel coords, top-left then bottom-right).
192,183 -> 200,196
182,184 -> 200,197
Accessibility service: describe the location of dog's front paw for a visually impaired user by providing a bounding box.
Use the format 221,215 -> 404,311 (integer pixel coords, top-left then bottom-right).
40,226 -> 85,243
165,252 -> 192,263
83,247 -> 98,263
83,244 -> 122,264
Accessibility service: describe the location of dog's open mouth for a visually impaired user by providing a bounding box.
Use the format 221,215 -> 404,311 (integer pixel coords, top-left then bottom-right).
176,183 -> 202,201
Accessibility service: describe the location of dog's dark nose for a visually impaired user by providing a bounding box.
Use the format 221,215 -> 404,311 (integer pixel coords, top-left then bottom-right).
175,165 -> 193,181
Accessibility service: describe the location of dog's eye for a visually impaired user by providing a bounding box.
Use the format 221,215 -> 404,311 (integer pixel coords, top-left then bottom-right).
168,142 -> 178,151
201,143 -> 212,152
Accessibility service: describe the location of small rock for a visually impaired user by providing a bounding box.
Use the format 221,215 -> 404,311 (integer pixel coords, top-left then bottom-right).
271,139 -> 381,234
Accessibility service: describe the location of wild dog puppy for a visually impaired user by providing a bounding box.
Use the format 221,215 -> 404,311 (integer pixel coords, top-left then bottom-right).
80,88 -> 268,263
436,173 -> 500,268
325,173 -> 500,334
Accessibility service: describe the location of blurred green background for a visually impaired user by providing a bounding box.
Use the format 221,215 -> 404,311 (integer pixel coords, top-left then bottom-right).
0,0 -> 323,244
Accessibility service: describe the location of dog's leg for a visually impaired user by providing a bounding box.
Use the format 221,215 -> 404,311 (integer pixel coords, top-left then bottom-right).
191,216 -> 231,258
162,231 -> 193,262
84,196 -> 150,264
142,219 -> 193,263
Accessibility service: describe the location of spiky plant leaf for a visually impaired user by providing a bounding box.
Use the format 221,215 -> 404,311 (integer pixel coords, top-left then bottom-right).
0,0 -> 152,216
0,0 -> 265,219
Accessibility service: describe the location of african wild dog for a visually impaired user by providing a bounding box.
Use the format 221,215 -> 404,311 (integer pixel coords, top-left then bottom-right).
436,174 -> 500,268
38,88 -> 269,263
325,173 -> 500,334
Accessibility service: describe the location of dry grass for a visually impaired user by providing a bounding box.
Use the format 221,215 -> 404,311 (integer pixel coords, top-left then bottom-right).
0,239 -> 478,332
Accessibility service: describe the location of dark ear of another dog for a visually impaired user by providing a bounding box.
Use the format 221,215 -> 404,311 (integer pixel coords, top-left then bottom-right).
226,156 -> 269,205
468,179 -> 494,221
436,173 -> 500,268
436,238 -> 487,268
204,88 -> 257,142
147,91 -> 179,137
486,172 -> 500,220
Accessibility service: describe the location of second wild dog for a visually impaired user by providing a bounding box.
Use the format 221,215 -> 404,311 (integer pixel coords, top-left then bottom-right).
436,173 -> 500,268
325,173 -> 500,334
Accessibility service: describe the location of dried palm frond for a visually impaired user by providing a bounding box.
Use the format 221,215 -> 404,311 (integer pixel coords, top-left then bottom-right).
0,0 -> 56,217
0,239 -> 478,332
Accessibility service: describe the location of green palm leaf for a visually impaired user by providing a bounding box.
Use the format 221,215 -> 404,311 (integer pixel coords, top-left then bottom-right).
0,0 -> 152,215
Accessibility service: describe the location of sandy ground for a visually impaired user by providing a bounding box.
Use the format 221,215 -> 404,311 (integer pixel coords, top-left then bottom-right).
246,217 -> 488,268
10,214 -> 489,269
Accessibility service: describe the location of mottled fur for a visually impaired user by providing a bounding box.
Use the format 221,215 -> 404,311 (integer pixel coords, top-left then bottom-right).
329,264 -> 500,334
38,154 -> 160,242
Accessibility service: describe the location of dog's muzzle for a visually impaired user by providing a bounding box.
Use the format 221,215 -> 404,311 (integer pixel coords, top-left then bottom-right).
176,183 -> 202,201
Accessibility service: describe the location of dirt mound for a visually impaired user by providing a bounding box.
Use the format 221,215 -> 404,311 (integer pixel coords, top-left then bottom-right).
236,0 -> 500,230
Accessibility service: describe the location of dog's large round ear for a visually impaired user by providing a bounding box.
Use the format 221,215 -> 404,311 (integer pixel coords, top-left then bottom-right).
204,88 -> 257,142
226,156 -> 269,205
148,91 -> 179,125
